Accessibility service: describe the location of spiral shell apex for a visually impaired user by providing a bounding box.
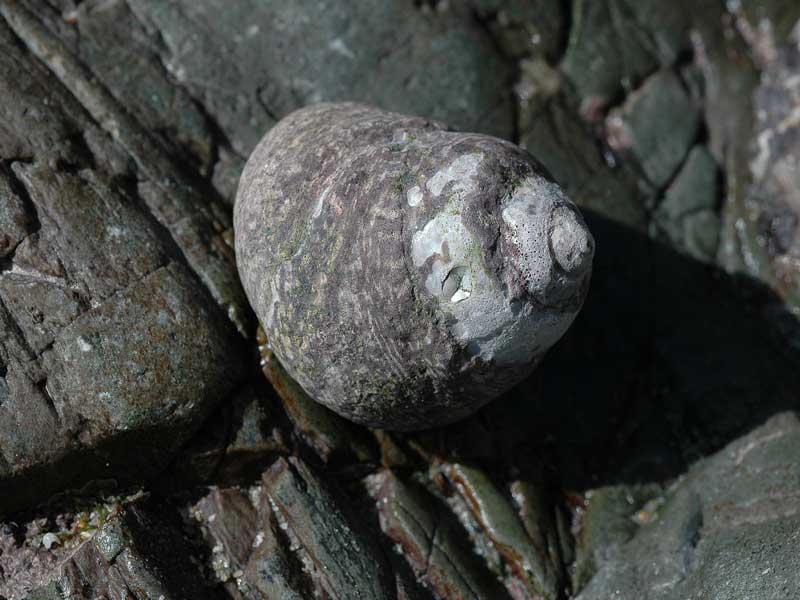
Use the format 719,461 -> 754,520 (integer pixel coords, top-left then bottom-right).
235,103 -> 594,430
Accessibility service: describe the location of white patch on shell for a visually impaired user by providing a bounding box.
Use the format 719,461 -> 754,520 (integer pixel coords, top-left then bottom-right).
504,178 -> 592,285
501,179 -> 555,298
412,175 -> 584,366
427,153 -> 484,197
407,185 -> 423,207
265,271 -> 282,330
312,186 -> 332,219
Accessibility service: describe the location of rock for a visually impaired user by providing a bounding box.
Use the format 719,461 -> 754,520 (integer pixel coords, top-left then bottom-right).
1,1 -> 251,334
577,413 -> 800,600
690,3 -> 763,277
69,0 -> 215,173
561,0 -> 690,116
258,330 -> 377,464
19,500 -> 220,600
242,498 -> 309,600
744,28 -> 800,310
262,457 -> 395,599
733,0 -> 800,50
0,170 -> 32,259
165,378 -> 290,487
0,516 -> 64,599
191,487 -> 259,586
0,13 -> 246,515
440,463 -> 563,599
606,70 -> 700,188
570,483 -> 664,590
0,165 -> 244,513
187,460 -> 430,600
369,470 -> 512,600
0,1 -> 798,597
471,0 -> 566,60
654,146 -> 721,261
519,99 -> 647,230
235,103 -> 594,430
125,0 -> 514,157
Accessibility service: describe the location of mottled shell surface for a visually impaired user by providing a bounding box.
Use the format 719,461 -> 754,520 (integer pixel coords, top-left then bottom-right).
235,103 -> 593,430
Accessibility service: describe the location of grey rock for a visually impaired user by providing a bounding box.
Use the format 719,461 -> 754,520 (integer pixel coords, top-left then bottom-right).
0,516 -> 65,599
735,0 -> 800,45
561,0 -> 690,115
236,103 -> 594,430
520,99 -> 647,230
0,2 -> 252,334
369,469 -> 512,600
263,457 -> 395,599
192,487 -> 259,578
570,483 -> 665,591
0,2 -> 798,597
0,170 -> 31,259
163,378 -> 289,488
0,165 -> 244,513
0,13 -> 245,514
690,3 -> 764,277
188,462 -> 431,600
440,463 -> 562,599
259,333 -> 377,464
606,70 -> 700,188
577,413 -> 800,600
471,0 -> 566,60
654,146 -> 721,261
190,484 -> 309,599
125,0 -> 514,158
70,0 -> 215,173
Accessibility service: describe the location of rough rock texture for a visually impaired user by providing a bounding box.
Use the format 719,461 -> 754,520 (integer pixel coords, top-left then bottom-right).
123,0 -> 514,155
561,0 -> 690,117
1,1 -> 800,599
0,7 -> 246,515
577,413 -> 800,600
606,69 -> 701,189
369,470 -> 512,600
653,146 -> 721,262
18,499 -> 222,600
184,458 -> 399,600
744,24 -> 800,310
236,103 -> 594,430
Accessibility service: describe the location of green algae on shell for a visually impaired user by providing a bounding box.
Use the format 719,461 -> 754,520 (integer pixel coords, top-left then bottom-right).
235,103 -> 594,430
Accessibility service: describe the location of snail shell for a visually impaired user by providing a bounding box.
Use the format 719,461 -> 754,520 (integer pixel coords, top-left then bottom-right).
235,103 -> 593,430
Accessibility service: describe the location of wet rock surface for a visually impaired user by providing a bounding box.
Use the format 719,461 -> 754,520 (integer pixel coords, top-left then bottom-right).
0,1 -> 799,599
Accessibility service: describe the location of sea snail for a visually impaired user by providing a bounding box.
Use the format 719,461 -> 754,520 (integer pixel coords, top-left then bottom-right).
235,103 -> 594,430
